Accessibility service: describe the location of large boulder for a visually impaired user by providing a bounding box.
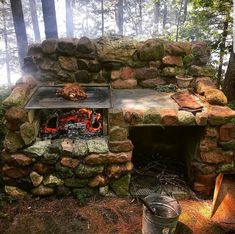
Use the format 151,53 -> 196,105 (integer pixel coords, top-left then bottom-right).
138,39 -> 165,61
110,173 -> 131,197
57,38 -> 77,55
20,122 -> 36,145
4,131 -> 25,153
3,85 -> 29,107
204,89 -> 227,106
24,140 -> 51,157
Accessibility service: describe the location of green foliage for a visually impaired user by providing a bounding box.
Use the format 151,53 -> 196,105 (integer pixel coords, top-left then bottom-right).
155,84 -> 178,93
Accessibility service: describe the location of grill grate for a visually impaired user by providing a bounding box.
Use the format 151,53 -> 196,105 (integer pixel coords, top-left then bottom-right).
24,85 -> 112,110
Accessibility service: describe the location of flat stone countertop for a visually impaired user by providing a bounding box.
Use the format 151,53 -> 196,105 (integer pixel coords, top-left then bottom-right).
111,89 -> 186,111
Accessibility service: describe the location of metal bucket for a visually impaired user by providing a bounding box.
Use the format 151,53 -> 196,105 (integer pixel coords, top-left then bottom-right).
142,194 -> 182,234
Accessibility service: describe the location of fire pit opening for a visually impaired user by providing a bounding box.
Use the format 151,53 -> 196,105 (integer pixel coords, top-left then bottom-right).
129,126 -> 204,198
39,108 -> 104,140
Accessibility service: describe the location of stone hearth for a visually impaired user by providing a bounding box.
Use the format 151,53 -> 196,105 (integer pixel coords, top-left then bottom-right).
1,37 -> 235,199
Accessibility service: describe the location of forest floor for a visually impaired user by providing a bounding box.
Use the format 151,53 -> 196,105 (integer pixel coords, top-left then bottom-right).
0,197 -> 235,234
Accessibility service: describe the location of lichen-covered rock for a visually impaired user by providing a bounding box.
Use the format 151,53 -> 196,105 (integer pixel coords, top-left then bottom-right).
30,171 -> 43,186
165,42 -> 192,56
109,109 -> 126,127
144,109 -> 161,124
88,175 -> 109,187
161,67 -> 184,77
219,140 -> 235,150
56,163 -> 74,178
31,185 -> 54,196
178,111 -> 195,125
87,138 -> 109,154
4,131 -> 25,153
139,78 -> 166,88
160,109 -> 178,126
194,77 -> 216,94
2,166 -> 28,179
58,56 -> 78,71
106,162 -> 133,178
110,173 -> 131,197
42,153 -> 60,164
77,37 -> 94,54
189,65 -> 215,77
33,163 -> 52,175
200,149 -> 234,164
27,43 -> 42,56
24,140 -> 51,157
75,164 -> 104,178
60,157 -> 79,168
109,140 -> 134,152
41,39 -> 57,54
43,175 -> 64,187
57,38 -> 77,55
73,139 -> 88,157
124,110 -> 143,125
96,37 -> 139,61
64,178 -> 88,187
195,112 -> 208,126
119,67 -> 135,80
3,86 -> 29,107
5,186 -> 27,199
208,106 -> 235,125
5,107 -> 27,126
49,139 -> 62,153
204,89 -> 227,106
109,127 -> 128,141
216,162 -> 234,173
61,138 -> 74,155
10,153 -> 33,166
111,79 -> 137,89
138,39 -> 165,61
135,67 -> 158,80
20,122 -> 36,145
162,55 -> 183,67
84,151 -> 132,165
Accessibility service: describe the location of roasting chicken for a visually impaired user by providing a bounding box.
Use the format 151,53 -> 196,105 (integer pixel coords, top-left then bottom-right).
56,83 -> 87,101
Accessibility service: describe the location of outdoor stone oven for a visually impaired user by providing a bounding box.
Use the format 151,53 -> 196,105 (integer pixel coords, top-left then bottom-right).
1,36 -> 235,199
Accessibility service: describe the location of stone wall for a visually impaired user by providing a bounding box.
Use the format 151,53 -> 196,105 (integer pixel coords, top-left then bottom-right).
1,36 -> 235,198
22,37 -> 214,89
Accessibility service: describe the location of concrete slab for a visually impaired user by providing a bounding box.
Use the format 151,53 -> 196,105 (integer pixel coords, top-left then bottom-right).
112,89 -> 179,111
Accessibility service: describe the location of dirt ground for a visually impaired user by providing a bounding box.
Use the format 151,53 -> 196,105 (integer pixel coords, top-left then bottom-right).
0,197 -> 235,234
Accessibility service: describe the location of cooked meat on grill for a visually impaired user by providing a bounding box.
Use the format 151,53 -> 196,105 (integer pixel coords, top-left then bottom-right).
56,83 -> 87,101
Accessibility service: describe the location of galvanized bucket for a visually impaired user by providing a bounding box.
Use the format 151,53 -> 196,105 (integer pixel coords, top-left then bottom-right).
142,194 -> 182,234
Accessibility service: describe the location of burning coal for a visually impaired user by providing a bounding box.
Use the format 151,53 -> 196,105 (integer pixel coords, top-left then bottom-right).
40,108 -> 102,139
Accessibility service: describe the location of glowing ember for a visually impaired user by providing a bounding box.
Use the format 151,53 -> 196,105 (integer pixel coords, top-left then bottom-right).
40,108 -> 102,139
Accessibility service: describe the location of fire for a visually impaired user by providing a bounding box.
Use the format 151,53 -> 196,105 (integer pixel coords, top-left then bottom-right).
40,108 -> 103,139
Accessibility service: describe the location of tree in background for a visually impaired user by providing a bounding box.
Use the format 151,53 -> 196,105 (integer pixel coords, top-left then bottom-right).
115,0 -> 124,35
29,0 -> 41,41
66,0 -> 74,37
9,0 -> 28,66
41,0 -> 58,39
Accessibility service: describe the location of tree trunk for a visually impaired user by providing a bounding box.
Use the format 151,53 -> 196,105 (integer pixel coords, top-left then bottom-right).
153,1 -> 160,35
183,0 -> 188,23
101,0 -> 104,36
116,0 -> 124,35
139,0 -> 143,34
29,0 -> 41,41
66,0 -> 74,37
41,0 -> 58,39
217,19 -> 229,88
9,0 -> 28,66
223,51 -> 235,101
176,0 -> 184,42
163,1 -> 167,29
2,6 -> 11,84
